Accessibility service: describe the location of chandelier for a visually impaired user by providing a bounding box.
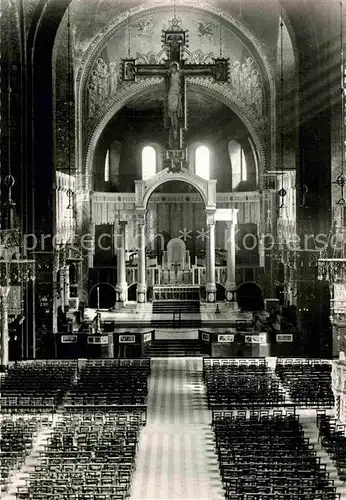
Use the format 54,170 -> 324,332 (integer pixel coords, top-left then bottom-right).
0,29 -> 35,318
0,229 -> 36,285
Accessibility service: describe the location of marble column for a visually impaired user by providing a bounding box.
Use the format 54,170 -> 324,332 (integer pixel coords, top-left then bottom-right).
206,212 -> 216,302
258,234 -> 265,268
76,190 -> 93,305
225,220 -> 237,301
0,287 -> 10,369
137,219 -> 147,303
116,221 -> 127,306
88,224 -> 95,269
53,251 -> 59,333
124,223 -> 129,263
63,265 -> 70,309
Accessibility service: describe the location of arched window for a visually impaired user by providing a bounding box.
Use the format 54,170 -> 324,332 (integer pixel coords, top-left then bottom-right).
104,149 -> 110,182
228,140 -> 247,189
195,145 -> 210,179
142,146 -> 156,180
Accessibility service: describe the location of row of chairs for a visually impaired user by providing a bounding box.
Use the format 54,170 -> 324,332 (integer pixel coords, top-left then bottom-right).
203,358 -> 267,372
213,413 -> 339,499
211,408 -> 297,423
14,410 -> 144,500
275,362 -> 334,407
1,362 -> 77,408
206,375 -> 286,406
204,363 -> 285,406
204,358 -> 335,408
0,415 -> 52,490
66,364 -> 149,405
317,412 -> 346,483
1,360 -> 150,409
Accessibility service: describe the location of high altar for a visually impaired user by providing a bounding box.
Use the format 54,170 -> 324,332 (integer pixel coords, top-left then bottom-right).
152,238 -> 200,300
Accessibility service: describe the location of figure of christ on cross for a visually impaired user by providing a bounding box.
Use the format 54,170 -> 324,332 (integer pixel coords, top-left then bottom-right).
167,62 -> 183,145
122,17 -> 229,167
131,57 -> 187,152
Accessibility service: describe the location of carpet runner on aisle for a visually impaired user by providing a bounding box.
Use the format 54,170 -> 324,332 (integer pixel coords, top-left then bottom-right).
130,358 -> 225,500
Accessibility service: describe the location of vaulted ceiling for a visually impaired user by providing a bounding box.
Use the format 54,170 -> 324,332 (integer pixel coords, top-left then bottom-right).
125,86 -> 232,123
98,84 -> 248,148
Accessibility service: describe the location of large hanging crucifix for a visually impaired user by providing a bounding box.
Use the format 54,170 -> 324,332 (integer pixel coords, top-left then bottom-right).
122,16 -> 229,173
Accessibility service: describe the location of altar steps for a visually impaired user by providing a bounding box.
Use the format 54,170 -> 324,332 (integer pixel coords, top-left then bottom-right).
151,318 -> 202,328
145,339 -> 205,357
152,300 -> 201,314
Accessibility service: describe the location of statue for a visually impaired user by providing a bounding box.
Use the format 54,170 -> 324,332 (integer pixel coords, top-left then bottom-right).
123,60 -> 136,81
254,82 -> 264,117
166,62 -> 183,142
93,311 -> 102,334
250,69 -> 260,101
90,70 -> 100,105
96,58 -> 109,101
109,61 -> 117,95
231,60 -> 241,95
87,82 -> 97,116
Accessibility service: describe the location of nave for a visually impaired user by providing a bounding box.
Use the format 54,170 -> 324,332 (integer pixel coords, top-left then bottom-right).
1,357 -> 346,500
130,358 -> 224,499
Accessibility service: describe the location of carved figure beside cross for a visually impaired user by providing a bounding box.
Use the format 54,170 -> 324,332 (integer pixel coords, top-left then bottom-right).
122,16 -> 229,172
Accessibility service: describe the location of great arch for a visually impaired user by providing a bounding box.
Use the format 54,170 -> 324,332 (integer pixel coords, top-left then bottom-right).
75,0 -> 277,188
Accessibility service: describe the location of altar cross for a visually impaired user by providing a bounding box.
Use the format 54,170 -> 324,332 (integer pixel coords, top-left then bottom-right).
122,16 -> 229,172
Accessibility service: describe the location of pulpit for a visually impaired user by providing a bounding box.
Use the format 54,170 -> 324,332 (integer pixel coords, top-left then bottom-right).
332,355 -> 346,424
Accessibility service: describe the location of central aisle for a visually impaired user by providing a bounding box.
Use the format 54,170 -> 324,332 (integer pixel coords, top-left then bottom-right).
130,358 -> 225,500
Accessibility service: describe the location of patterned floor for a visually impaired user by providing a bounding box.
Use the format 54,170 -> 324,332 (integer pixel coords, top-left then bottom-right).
130,358 -> 225,500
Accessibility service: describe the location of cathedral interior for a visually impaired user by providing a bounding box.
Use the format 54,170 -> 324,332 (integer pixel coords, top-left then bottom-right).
1,0 -> 346,499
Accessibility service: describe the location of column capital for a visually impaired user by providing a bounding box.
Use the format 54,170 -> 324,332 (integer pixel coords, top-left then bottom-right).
135,208 -> 147,215
135,208 -> 147,225
206,211 -> 216,226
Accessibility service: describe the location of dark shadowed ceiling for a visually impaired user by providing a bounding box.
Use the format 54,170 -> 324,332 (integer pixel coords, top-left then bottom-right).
124,86 -> 237,125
